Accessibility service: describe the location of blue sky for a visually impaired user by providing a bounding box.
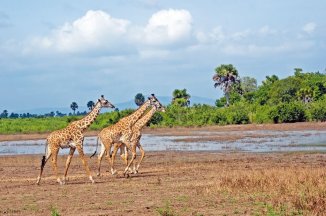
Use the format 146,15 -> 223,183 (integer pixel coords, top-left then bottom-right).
0,0 -> 325,112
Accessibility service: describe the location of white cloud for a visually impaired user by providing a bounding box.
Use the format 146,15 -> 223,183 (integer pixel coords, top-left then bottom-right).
302,22 -> 316,34
196,26 -> 225,44
143,9 -> 192,45
193,24 -> 316,57
29,10 -> 130,53
231,29 -> 251,40
22,9 -> 318,60
26,9 -> 193,55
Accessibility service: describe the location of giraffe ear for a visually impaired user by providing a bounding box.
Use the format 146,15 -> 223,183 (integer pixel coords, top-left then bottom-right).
98,99 -> 100,102
148,97 -> 151,100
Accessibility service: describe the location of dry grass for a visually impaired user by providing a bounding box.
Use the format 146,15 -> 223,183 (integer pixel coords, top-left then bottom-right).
206,168 -> 326,215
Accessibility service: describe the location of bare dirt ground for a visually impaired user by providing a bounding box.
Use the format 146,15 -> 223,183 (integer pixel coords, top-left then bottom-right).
0,123 -> 326,215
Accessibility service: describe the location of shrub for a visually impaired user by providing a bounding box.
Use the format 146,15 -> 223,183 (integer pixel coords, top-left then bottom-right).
269,102 -> 306,123
308,100 -> 326,121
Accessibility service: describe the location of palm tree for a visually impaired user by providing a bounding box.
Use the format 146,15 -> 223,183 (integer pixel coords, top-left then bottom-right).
134,93 -> 145,107
172,88 -> 191,107
213,64 -> 241,107
297,87 -> 313,103
70,102 -> 78,115
87,101 -> 95,110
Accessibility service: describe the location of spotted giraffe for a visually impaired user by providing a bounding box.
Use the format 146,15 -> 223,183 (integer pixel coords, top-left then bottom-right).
95,94 -> 158,176
36,95 -> 115,185
111,97 -> 165,175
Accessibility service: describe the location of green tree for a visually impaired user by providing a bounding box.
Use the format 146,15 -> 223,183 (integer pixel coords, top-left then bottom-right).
297,87 -> 313,103
87,101 -> 95,110
241,76 -> 257,94
70,102 -> 78,115
0,110 -> 8,118
213,64 -> 241,106
134,93 -> 145,107
262,75 -> 279,86
172,89 -> 191,107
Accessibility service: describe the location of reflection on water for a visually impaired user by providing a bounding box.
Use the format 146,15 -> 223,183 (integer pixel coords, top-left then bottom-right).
1,130 -> 326,155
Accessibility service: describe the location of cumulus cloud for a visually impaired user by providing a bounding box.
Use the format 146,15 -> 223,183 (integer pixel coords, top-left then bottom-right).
142,9 -> 193,46
29,10 -> 130,53
193,24 -> 316,57
302,22 -> 316,34
23,9 -> 316,59
26,9 -> 193,55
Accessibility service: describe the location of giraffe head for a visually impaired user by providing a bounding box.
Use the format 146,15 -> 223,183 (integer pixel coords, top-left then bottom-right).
98,95 -> 115,109
149,94 -> 165,112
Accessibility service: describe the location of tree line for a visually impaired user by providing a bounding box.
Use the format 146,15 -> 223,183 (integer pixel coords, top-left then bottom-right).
1,65 -> 326,134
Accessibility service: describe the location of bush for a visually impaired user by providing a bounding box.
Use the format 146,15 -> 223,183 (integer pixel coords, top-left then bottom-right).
225,104 -> 250,124
269,102 -> 306,123
252,105 -> 274,124
308,100 -> 326,121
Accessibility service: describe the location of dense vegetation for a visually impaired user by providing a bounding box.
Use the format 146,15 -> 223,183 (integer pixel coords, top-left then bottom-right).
1,68 -> 326,134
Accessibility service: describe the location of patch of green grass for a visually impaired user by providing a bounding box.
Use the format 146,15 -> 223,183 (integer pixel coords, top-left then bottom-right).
254,202 -> 304,216
50,206 -> 60,216
156,201 -> 178,216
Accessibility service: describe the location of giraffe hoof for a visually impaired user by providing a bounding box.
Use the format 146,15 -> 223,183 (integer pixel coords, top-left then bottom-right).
111,170 -> 117,175
89,176 -> 95,184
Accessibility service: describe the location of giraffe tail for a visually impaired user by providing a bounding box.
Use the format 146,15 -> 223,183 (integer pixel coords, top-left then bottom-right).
41,140 -> 48,167
90,137 -> 99,158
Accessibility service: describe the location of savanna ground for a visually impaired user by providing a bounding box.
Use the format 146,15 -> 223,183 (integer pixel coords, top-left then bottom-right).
0,123 -> 326,216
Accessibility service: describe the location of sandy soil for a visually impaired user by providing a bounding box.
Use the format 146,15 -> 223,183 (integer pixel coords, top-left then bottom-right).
1,123 -> 326,215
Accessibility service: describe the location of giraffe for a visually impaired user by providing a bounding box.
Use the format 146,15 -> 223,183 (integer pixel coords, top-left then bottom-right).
95,94 -> 158,176
111,98 -> 165,175
36,95 -> 115,185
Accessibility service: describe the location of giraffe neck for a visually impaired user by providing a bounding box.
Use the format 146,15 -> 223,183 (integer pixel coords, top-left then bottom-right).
134,106 -> 157,130
125,100 -> 151,126
76,102 -> 101,130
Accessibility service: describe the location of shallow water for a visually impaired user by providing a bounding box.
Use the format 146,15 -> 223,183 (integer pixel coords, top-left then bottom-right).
1,130 -> 326,155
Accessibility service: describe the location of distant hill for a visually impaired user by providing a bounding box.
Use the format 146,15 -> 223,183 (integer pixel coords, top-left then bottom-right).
12,96 -> 216,115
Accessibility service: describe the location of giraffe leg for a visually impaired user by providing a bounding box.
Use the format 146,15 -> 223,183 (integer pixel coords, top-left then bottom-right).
110,143 -> 120,175
50,148 -> 62,185
62,147 -> 76,184
123,143 -> 137,176
135,142 -> 145,174
96,143 -> 106,176
120,145 -> 133,173
76,145 -> 94,184
36,147 -> 52,185
119,145 -> 128,165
